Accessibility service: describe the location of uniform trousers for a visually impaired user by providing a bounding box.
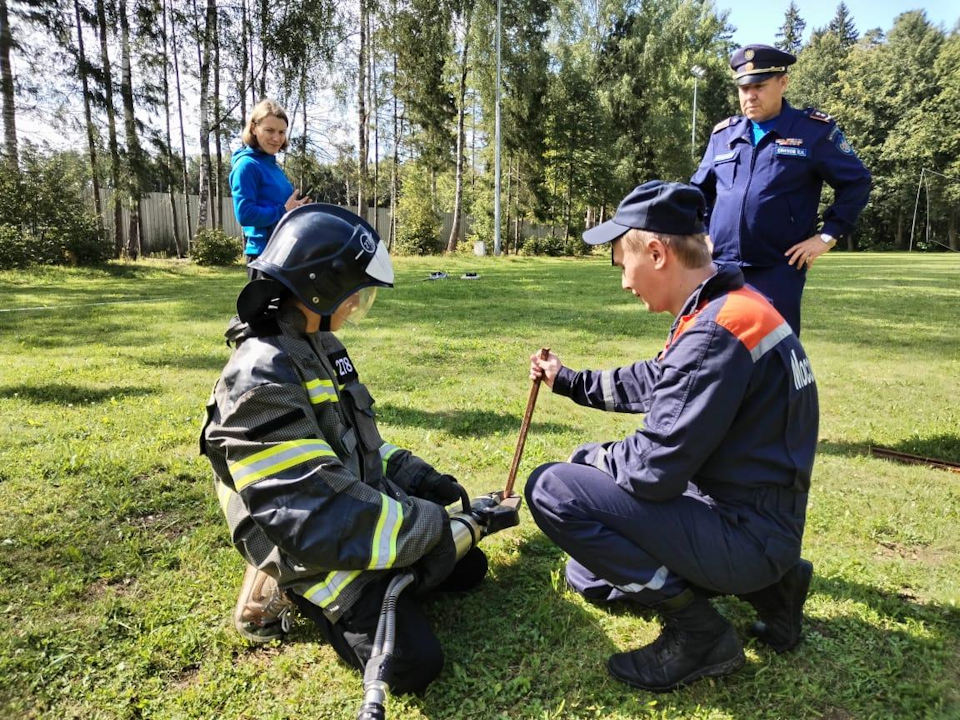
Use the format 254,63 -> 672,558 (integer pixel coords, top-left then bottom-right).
742,263 -> 807,337
288,547 -> 487,694
525,458 -> 792,609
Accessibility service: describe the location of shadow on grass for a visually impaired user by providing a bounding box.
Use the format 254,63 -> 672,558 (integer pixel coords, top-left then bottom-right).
138,352 -> 230,372
374,403 -> 575,437
818,436 -> 960,466
0,383 -> 156,405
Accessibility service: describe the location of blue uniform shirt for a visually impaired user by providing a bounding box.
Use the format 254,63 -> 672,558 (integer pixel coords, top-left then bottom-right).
690,101 -> 871,267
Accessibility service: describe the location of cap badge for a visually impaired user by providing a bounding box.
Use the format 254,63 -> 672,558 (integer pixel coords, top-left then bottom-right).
744,49 -> 755,60
743,62 -> 754,71
359,233 -> 376,254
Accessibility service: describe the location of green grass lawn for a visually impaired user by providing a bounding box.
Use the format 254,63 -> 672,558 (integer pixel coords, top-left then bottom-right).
0,253 -> 958,719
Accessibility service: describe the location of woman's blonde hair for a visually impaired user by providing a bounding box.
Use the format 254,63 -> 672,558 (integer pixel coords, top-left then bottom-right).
622,228 -> 712,269
242,99 -> 289,151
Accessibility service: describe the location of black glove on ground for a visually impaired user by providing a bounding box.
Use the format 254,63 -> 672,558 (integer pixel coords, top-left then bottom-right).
414,523 -> 458,594
416,473 -> 462,506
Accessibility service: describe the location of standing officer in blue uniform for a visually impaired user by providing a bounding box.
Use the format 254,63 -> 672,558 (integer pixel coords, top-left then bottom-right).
690,44 -> 871,334
525,181 -> 819,692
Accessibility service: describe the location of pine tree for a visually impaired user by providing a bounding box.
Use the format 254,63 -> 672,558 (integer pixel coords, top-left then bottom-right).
775,1 -> 806,54
828,2 -> 858,50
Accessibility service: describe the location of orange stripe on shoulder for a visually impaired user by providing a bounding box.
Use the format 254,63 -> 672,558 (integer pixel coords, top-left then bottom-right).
714,288 -> 786,352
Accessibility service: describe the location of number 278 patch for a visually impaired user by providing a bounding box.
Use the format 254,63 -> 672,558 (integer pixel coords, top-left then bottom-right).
328,349 -> 359,384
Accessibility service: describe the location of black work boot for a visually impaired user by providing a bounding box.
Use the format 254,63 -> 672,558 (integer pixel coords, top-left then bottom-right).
740,558 -> 813,653
606,590 -> 745,692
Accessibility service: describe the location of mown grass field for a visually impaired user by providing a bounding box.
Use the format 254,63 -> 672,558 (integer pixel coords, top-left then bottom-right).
0,253 -> 958,720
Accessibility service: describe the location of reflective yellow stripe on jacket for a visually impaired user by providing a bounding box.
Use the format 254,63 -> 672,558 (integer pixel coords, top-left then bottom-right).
304,378 -> 339,405
304,569 -> 362,609
229,439 -> 337,490
379,443 -> 402,475
368,493 -> 404,569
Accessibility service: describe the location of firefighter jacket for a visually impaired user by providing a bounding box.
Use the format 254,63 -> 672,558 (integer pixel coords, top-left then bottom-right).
552,263 -> 819,516
690,101 -> 871,267
201,306 -> 448,622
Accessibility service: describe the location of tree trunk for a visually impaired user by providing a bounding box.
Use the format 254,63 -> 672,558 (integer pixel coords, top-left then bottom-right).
194,0 -> 215,234
258,0 -> 266,98
299,63 -> 307,187
161,0 -> 182,256
371,9 -> 378,233
389,30 -> 398,252
119,0 -> 141,259
446,9 -> 471,253
504,154 -> 512,255
74,0 -> 103,221
0,0 -> 17,169
356,0 -> 369,218
169,0 -> 192,243
212,0 -> 222,229
948,212 -> 957,251
95,0 -> 124,257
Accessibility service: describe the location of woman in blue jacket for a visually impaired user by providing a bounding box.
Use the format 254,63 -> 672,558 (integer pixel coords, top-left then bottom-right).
230,99 -> 311,276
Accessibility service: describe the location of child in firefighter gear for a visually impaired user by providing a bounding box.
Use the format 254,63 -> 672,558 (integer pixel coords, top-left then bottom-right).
201,203 -> 487,694
524,181 -> 819,692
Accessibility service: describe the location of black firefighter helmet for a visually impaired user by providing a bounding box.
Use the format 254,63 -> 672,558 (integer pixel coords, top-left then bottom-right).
237,204 -> 394,327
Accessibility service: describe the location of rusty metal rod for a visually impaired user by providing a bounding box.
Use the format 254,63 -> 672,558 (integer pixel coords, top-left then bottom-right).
869,446 -> 960,474
504,347 -> 550,498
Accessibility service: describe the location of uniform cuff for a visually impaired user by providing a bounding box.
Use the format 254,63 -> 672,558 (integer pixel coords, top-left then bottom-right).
553,366 -> 576,397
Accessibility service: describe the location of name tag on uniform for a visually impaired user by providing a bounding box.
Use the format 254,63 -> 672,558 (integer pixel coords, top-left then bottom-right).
775,146 -> 809,158
714,150 -> 738,164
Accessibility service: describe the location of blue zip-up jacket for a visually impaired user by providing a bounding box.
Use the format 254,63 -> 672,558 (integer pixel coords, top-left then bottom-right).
553,263 -> 819,506
229,146 -> 295,256
690,101 -> 871,267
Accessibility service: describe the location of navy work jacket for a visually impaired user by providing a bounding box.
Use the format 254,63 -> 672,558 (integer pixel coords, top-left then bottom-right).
690,102 -> 871,267
552,264 -> 819,505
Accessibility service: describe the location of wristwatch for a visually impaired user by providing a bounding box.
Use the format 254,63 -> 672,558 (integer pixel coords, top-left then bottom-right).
820,232 -> 836,245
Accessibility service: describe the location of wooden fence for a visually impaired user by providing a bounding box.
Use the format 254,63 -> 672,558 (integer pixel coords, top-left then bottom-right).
92,190 -> 554,256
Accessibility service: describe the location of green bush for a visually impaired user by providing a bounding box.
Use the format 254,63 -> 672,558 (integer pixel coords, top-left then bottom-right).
0,145 -> 111,268
394,164 -> 443,255
0,224 -> 36,269
191,228 -> 242,266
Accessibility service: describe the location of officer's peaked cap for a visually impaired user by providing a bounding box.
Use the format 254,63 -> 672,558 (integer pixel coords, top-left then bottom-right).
582,181 -> 706,246
239,204 -> 394,323
730,44 -> 796,86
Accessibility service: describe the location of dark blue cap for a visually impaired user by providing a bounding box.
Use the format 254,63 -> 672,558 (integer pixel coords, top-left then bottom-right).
582,181 -> 706,245
730,44 -> 796,86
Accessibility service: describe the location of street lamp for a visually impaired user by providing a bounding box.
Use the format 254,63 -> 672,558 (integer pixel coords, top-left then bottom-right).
690,65 -> 706,159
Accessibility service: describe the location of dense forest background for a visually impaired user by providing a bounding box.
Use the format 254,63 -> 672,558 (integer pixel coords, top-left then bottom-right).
0,0 -> 957,263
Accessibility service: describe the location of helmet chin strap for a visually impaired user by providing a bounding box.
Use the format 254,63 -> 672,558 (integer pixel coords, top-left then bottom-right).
319,315 -> 332,332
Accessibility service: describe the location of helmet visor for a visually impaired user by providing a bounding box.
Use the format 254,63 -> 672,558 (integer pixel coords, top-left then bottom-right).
337,286 -> 378,327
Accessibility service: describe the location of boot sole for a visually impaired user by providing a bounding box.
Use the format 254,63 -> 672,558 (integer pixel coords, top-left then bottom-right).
235,621 -> 285,644
607,648 -> 746,692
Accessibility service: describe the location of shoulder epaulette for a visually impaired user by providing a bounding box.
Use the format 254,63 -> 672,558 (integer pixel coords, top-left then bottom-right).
712,117 -> 735,133
805,108 -> 833,124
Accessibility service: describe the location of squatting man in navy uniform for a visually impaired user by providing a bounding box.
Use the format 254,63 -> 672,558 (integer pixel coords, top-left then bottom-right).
525,181 -> 819,691
691,44 -> 872,335
201,204 -> 487,693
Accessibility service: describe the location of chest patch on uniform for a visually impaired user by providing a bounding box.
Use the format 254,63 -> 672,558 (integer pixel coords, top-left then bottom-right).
328,349 -> 359,385
714,150 -> 738,163
776,138 -> 803,147
775,146 -> 809,158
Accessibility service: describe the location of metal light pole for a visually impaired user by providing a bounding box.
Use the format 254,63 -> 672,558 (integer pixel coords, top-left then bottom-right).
690,65 -> 706,159
493,0 -> 502,255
